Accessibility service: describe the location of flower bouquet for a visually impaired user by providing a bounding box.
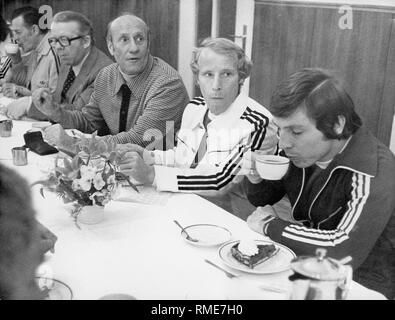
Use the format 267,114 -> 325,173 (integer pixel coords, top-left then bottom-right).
33,133 -> 137,226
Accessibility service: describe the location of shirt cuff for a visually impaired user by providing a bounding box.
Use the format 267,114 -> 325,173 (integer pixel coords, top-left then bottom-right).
153,149 -> 175,166
153,165 -> 178,192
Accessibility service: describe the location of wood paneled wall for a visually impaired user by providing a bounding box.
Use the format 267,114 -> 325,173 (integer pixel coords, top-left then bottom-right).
1,0 -> 180,69
197,0 -> 212,44
250,0 -> 395,145
218,0 -> 236,39
194,0 -> 237,96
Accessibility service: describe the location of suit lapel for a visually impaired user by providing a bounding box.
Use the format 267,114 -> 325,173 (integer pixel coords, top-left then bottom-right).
54,65 -> 68,102
67,48 -> 98,101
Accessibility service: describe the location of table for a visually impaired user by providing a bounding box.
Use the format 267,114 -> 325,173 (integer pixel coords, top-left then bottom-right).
0,117 -> 386,300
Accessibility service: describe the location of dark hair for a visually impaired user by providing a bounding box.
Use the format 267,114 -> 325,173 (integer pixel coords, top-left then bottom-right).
11,6 -> 48,34
0,164 -> 38,299
270,68 -> 362,139
0,14 -> 10,42
52,11 -> 95,45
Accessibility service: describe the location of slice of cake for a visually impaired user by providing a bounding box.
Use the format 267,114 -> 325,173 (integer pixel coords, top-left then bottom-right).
231,240 -> 278,269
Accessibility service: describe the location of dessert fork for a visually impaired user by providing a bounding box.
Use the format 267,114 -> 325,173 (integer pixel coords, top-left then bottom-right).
173,220 -> 199,242
204,259 -> 288,294
204,259 -> 238,278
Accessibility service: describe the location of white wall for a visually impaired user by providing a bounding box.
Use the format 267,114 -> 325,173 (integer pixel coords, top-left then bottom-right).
178,0 -> 197,98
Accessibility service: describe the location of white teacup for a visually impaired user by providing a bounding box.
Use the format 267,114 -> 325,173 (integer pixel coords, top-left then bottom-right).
255,154 -> 290,180
5,43 -> 19,54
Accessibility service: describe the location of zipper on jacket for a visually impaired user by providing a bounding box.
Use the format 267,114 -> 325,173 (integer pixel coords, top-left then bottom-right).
291,168 -> 305,221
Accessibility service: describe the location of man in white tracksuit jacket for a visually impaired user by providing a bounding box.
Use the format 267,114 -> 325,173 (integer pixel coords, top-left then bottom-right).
119,37 -> 278,217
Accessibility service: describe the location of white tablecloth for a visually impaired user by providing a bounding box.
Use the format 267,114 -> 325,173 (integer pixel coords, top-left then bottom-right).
0,119 -> 386,300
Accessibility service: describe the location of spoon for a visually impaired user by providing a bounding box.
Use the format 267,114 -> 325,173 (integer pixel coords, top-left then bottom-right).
173,220 -> 199,242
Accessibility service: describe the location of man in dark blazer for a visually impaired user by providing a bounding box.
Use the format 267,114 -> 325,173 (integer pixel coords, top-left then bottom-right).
6,10 -> 112,120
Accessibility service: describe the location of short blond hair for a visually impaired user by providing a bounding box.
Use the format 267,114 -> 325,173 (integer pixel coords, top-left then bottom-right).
190,37 -> 252,82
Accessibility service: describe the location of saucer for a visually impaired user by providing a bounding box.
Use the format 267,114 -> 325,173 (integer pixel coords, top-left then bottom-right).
181,224 -> 232,247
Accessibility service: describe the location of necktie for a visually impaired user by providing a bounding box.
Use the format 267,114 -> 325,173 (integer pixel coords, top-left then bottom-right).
61,67 -> 76,102
190,110 -> 211,168
119,84 -> 131,133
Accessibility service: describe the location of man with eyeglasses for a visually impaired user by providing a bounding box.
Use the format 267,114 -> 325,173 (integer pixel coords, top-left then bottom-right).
2,6 -> 59,118
7,11 -> 113,120
31,14 -> 189,150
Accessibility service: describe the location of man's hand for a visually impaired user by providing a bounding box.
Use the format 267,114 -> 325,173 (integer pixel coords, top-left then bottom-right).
119,151 -> 155,185
5,96 -> 31,119
2,83 -> 18,98
246,168 -> 263,184
236,150 -> 263,184
246,205 -> 277,235
43,124 -> 75,149
243,152 -> 263,184
32,88 -> 57,117
36,221 -> 57,254
117,143 -> 144,155
117,143 -> 155,165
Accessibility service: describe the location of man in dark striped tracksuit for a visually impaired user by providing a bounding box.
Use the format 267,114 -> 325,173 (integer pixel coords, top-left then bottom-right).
246,68 -> 395,299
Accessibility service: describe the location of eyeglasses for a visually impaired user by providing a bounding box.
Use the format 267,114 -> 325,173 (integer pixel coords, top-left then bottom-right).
48,36 -> 83,48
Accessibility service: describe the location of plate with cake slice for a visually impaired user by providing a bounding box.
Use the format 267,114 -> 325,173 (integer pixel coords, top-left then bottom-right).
181,224 -> 232,246
218,239 -> 296,274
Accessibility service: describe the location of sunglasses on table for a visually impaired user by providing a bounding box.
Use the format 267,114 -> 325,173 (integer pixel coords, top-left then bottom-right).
48,36 -> 83,47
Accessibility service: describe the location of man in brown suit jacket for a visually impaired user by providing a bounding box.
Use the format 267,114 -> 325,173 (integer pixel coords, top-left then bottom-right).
52,46 -> 112,111
6,11 -> 112,120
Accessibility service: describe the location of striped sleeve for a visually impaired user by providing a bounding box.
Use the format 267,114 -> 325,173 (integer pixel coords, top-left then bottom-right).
176,144 -> 246,191
154,107 -> 275,193
0,57 -> 11,79
240,107 -> 268,151
189,96 -> 205,106
270,172 -> 371,248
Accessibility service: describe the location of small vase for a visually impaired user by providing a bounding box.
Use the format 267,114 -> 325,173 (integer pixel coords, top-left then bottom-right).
77,205 -> 105,225
79,154 -> 105,169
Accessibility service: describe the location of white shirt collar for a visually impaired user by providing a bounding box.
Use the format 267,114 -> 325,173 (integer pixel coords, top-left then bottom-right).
72,48 -> 90,77
190,92 -> 249,131
207,92 -> 248,129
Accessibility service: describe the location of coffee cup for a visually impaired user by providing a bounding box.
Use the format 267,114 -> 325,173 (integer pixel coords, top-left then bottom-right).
12,146 -> 28,166
0,119 -> 13,137
255,154 -> 290,180
4,43 -> 19,55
